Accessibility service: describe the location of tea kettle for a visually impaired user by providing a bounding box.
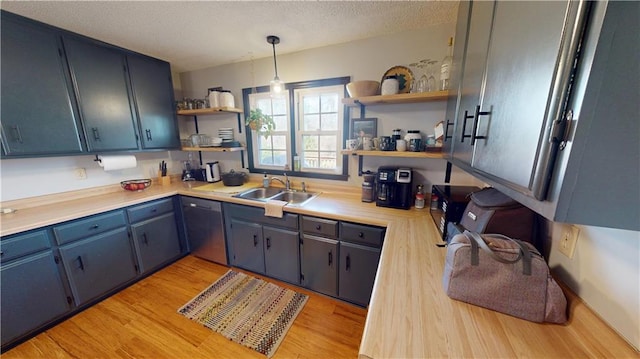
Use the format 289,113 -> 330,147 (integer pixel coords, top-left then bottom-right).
205,161 -> 221,182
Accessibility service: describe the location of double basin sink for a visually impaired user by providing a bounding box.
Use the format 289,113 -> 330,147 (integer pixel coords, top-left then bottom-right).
233,187 -> 320,206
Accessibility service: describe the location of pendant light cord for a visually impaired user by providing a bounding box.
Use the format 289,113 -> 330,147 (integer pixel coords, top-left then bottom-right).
271,42 -> 279,78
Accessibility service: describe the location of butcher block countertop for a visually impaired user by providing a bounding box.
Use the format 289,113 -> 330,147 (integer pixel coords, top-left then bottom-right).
0,180 -> 636,357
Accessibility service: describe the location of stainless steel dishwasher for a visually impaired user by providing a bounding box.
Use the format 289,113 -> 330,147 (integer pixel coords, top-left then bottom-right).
180,196 -> 227,265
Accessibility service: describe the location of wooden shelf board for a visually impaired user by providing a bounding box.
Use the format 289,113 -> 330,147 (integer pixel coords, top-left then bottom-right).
341,149 -> 443,159
181,146 -> 245,152
177,107 -> 242,116
342,91 -> 448,107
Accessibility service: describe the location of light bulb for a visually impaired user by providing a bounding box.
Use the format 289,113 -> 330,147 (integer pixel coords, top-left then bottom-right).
270,77 -> 284,96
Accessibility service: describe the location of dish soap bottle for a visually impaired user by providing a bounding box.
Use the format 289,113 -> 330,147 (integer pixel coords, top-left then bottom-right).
263,173 -> 269,188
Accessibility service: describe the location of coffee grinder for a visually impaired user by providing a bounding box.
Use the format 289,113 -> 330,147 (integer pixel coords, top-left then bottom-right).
375,166 -> 413,209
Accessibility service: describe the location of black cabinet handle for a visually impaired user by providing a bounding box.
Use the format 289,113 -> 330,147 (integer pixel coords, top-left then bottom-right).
145,129 -> 152,141
92,127 -> 101,141
151,208 -> 157,213
266,237 -> 271,249
471,105 -> 489,145
142,233 -> 149,245
10,125 -> 23,143
328,250 -> 333,266
358,232 -> 364,238
91,224 -> 99,230
346,254 -> 351,271
316,224 -> 321,230
253,234 -> 258,247
77,256 -> 85,271
0,250 -> 4,257
461,110 -> 474,142
444,120 -> 454,142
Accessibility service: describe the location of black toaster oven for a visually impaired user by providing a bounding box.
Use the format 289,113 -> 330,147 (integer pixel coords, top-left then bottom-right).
429,185 -> 481,241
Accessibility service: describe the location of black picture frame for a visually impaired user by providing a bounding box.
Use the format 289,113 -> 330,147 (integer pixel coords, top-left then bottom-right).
350,118 -> 377,139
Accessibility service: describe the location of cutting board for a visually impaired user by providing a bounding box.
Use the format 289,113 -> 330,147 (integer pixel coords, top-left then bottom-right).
192,182 -> 260,194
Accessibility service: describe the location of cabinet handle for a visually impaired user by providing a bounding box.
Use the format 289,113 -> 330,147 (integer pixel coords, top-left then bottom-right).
91,224 -> 99,230
77,256 -> 85,271
266,237 -> 271,249
10,125 -> 23,143
92,127 -> 101,141
328,250 -> 333,266
315,224 -> 321,230
253,234 -> 258,247
444,120 -> 454,142
142,233 -> 149,245
145,129 -> 153,141
471,105 -> 490,145
0,250 -> 4,257
358,232 -> 364,238
151,208 -> 157,213
460,110 -> 474,142
346,254 -> 351,271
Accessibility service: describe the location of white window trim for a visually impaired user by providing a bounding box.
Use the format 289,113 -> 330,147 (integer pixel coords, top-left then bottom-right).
248,91 -> 291,171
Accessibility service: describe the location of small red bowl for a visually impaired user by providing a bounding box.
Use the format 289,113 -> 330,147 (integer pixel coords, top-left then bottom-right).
121,179 -> 151,191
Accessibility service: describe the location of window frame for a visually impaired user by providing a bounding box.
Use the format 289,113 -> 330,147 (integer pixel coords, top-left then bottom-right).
242,76 -> 350,180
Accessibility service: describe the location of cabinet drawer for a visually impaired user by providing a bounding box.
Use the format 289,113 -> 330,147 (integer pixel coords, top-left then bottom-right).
54,211 -> 126,245
301,216 -> 338,239
1,230 -> 52,263
225,203 -> 298,230
127,198 -> 174,223
340,222 -> 385,248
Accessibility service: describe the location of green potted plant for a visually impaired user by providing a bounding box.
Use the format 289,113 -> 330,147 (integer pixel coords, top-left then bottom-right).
246,108 -> 276,138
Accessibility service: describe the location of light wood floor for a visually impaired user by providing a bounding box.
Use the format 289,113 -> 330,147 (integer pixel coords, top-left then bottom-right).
4,255 -> 367,358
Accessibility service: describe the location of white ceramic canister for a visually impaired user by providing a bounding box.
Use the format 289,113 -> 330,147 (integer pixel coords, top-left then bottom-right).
396,139 -> 407,152
381,76 -> 399,95
208,91 -> 220,108
220,91 -> 235,108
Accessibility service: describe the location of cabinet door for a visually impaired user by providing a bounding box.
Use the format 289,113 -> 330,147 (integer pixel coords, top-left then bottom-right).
338,242 -> 381,306
229,219 -> 265,274
471,1 -> 581,195
0,14 -> 83,156
1,251 -> 70,347
131,212 -> 181,274
449,1 -> 494,167
127,54 -> 180,149
59,227 -> 137,306
301,235 -> 338,297
263,226 -> 299,284
63,36 -> 139,151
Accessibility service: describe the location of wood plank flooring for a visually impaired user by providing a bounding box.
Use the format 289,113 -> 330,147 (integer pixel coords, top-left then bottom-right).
4,256 -> 367,358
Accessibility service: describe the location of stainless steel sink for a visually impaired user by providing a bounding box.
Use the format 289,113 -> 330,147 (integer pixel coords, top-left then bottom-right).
270,191 -> 319,206
234,187 -> 282,200
233,187 -> 319,206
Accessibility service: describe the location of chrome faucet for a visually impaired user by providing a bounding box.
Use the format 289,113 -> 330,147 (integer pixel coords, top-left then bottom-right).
270,176 -> 286,188
270,173 -> 292,191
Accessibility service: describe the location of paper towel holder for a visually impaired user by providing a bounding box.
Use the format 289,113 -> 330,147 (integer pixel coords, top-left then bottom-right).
94,155 -> 101,164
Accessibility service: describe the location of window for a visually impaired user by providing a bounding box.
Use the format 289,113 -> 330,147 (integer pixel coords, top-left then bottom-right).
243,77 -> 349,180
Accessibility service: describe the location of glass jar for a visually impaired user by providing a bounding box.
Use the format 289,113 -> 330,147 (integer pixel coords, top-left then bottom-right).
362,181 -> 375,202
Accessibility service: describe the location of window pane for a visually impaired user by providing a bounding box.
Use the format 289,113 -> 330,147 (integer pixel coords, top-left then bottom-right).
273,150 -> 287,166
319,135 -> 337,151
273,115 -> 288,131
321,113 -> 338,131
271,135 -> 288,149
303,95 -> 320,114
272,98 -> 287,115
259,136 -> 272,149
260,150 -> 274,165
304,114 -> 320,131
303,135 -> 318,150
321,94 -> 338,113
257,99 -> 272,114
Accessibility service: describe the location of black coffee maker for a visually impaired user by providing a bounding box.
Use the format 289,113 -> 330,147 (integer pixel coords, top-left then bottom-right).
376,166 -> 413,209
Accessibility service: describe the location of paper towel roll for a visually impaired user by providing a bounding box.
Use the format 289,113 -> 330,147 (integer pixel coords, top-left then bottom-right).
98,155 -> 137,171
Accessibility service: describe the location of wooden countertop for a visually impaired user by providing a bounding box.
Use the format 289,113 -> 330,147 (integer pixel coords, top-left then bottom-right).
0,181 -> 636,357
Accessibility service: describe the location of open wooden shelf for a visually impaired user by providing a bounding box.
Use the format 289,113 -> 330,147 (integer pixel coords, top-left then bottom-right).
177,107 -> 242,116
341,149 -> 443,159
342,91 -> 448,107
181,146 -> 245,152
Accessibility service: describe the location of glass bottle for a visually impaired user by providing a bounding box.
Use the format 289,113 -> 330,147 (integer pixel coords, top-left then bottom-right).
440,37 -> 454,91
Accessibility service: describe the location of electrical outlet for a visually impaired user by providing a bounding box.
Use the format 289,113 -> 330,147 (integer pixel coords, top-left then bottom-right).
558,225 -> 579,259
74,168 -> 87,180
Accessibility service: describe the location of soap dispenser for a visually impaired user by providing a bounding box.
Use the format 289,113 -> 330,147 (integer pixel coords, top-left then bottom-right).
263,173 -> 269,188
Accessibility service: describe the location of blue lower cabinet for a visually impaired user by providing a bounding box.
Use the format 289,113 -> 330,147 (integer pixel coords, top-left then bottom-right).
59,227 -> 137,306
1,250 -> 71,347
229,219 -> 265,274
301,235 -> 338,297
338,242 -> 381,306
130,212 -> 181,274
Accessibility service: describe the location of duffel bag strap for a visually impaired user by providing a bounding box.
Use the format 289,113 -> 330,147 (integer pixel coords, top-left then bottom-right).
464,231 -> 532,275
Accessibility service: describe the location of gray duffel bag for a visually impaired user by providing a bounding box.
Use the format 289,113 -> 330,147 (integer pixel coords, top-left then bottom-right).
442,230 -> 567,323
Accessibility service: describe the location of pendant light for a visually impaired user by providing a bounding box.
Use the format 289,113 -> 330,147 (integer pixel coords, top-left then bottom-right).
267,35 -> 283,96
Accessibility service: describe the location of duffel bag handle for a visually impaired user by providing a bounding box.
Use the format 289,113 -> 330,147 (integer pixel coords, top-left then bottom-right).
464,231 -> 532,275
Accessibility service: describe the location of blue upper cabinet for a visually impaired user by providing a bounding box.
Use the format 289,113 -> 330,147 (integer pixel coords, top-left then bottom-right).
0,13 -> 84,156
127,54 -> 180,150
63,36 -> 140,151
0,10 -> 180,157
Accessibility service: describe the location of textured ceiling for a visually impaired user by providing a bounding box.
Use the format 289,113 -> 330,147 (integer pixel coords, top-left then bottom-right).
1,1 -> 458,73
